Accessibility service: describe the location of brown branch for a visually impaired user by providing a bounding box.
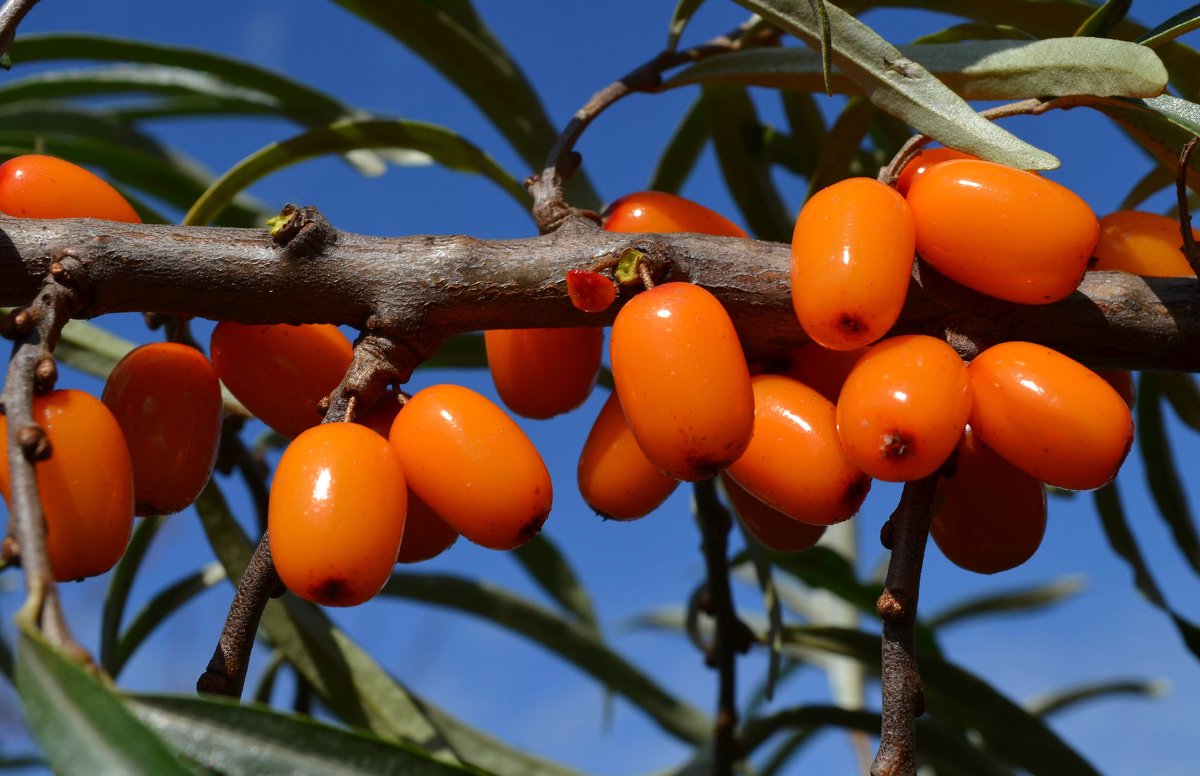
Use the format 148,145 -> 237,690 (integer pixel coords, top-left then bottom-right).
0,0 -> 40,58
1178,137 -> 1200,274
871,475 -> 940,776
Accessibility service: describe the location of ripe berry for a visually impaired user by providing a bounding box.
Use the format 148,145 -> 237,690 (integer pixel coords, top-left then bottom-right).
836,335 -> 971,482
1092,210 -> 1197,277
906,159 -> 1098,304
210,322 -> 352,439
968,341 -> 1133,490
894,147 -> 977,196
610,282 -> 754,481
726,375 -> 870,525
389,384 -> 552,550
269,422 -> 406,606
485,327 -> 602,419
566,270 -> 617,313
791,177 -> 916,350
779,343 -> 869,403
0,390 -> 134,581
931,427 -> 1047,574
0,154 -> 140,223
101,343 -> 222,515
721,473 -> 826,553
603,191 -> 747,237
577,391 -> 679,520
1097,369 -> 1136,408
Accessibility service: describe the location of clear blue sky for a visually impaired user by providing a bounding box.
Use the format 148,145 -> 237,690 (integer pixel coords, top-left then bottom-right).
2,2 -> 1200,774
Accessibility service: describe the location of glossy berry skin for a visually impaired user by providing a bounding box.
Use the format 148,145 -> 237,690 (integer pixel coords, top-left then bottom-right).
792,177 -> 916,350
968,342 -> 1133,491
485,327 -> 602,419
389,384 -> 552,550
101,343 -> 222,516
906,159 -> 1098,304
0,154 -> 140,223
727,375 -> 870,525
1092,210 -> 1197,277
722,473 -> 826,552
0,390 -> 134,582
270,423 -> 406,606
837,335 -> 971,482
603,191 -> 747,237
577,391 -> 679,520
780,343 -> 869,403
894,148 -> 976,196
931,428 -> 1047,574
210,322 -> 352,439
610,282 -> 754,482
566,270 -> 617,313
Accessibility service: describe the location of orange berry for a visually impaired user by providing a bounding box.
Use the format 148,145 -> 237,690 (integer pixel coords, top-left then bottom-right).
395,490 -> 459,564
0,390 -> 133,581
388,384 -> 552,550
931,428 -> 1047,574
906,159 -> 1098,304
0,154 -> 140,222
610,282 -> 754,481
566,270 -> 617,313
780,343 -> 869,403
577,391 -> 679,520
836,335 -> 971,482
1092,210 -> 1197,277
604,191 -> 747,237
791,177 -> 916,350
968,342 -> 1133,490
1097,369 -> 1136,408
727,375 -> 870,525
101,343 -> 222,516
269,422 -> 406,606
210,322 -> 352,439
485,327 -> 602,419
721,473 -> 826,552
894,148 -> 977,196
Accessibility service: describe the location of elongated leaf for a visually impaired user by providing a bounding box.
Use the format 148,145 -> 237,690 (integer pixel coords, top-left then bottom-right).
1027,678 -> 1166,718
1074,0 -> 1131,37
0,65 -> 283,108
1095,96 -> 1200,196
113,563 -> 227,676
54,318 -> 135,379
1120,163 -> 1175,211
669,37 -> 1166,101
648,97 -> 709,194
913,22 -> 1037,44
184,118 -> 527,226
729,0 -> 1058,168
668,0 -> 708,50
381,572 -> 711,745
129,694 -> 486,776
109,95 -> 291,123
780,90 -> 826,174
15,626 -> 194,776
1138,3 -> 1200,47
760,730 -> 819,776
735,520 -> 785,701
511,535 -> 600,631
101,516 -> 165,675
806,95 -> 875,197
1137,374 -> 1200,576
1157,371 -> 1200,431
926,576 -> 1087,629
0,102 -> 173,153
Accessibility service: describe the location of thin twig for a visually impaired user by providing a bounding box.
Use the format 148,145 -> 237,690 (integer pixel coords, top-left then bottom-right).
1176,136 -> 1200,274
0,0 -> 40,59
871,475 -> 940,776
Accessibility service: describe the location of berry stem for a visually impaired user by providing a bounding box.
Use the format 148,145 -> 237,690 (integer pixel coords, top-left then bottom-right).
1176,136 -> 1200,275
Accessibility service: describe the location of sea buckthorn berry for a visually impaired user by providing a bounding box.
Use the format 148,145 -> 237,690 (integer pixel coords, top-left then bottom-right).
1092,210 -> 1197,277
577,391 -> 679,520
931,427 -> 1047,574
0,390 -> 133,581
389,384 -> 552,550
603,190 -> 747,237
566,270 -> 617,313
1098,369 -> 1136,408
780,343 -> 869,403
727,375 -> 870,525
485,327 -> 602,419
791,177 -> 916,350
894,147 -> 977,196
721,473 -> 826,552
836,335 -> 971,482
396,490 -> 459,564
0,154 -> 140,223
269,422 -> 406,606
610,282 -> 754,482
906,159 -> 1099,304
968,342 -> 1133,490
210,322 -> 353,439
101,343 -> 222,516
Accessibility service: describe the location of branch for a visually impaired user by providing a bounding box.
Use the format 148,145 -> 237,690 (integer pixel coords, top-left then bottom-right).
0,0 -> 40,58
2,215 -> 1199,370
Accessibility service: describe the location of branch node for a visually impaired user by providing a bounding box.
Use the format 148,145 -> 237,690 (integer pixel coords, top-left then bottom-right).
2,534 -> 19,567
33,356 -> 56,394
17,424 -> 50,462
269,204 -> 337,259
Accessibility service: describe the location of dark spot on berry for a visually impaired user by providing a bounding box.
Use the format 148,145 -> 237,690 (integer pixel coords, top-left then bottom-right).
837,313 -> 867,335
881,431 -> 914,459
842,472 -> 871,513
311,577 -> 352,605
518,507 -> 550,542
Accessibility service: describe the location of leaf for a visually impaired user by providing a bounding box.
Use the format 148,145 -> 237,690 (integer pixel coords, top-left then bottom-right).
1119,163 -> 1175,211
1094,95 -> 1200,196
926,576 -> 1087,629
1157,371 -> 1200,432
129,694 -> 487,776
1074,0 -> 1132,38
668,0 -> 708,50
14,626 -> 195,776
913,22 -> 1037,44
648,97 -> 709,194
381,572 -> 712,745
727,0 -> 1059,168
54,318 -> 136,380
511,535 -> 600,631
0,65 -> 286,110
1093,482 -> 1200,661
668,38 -> 1167,101
184,118 -> 528,227
101,516 -> 165,675
734,520 -> 785,701
805,95 -> 875,197
1138,3 -> 1200,48
811,0 -> 833,93
1026,678 -> 1167,718
702,84 -> 794,242
1136,374 -> 1200,577
779,90 -> 827,174
113,563 -> 227,677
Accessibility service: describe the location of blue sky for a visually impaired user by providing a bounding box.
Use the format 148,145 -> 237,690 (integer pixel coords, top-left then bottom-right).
2,2 -> 1200,774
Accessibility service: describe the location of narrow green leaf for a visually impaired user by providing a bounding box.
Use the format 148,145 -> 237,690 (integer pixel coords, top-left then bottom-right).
54,318 -> 136,380
764,546 -> 878,614
252,650 -> 287,705
668,0 -> 708,50
0,102 -> 173,154
1119,164 -> 1175,211
1027,678 -> 1167,718
702,84 -> 794,241
806,95 -> 875,197
101,516 -> 165,675
15,626 -> 195,776
113,563 -> 227,676
1136,374 -> 1200,576
1138,3 -> 1200,47
1074,0 -> 1132,38
913,22 -> 1037,44
109,95 -> 288,123
511,535 -> 600,631
129,694 -> 488,776
735,520 -> 785,700
729,0 -> 1059,168
648,97 -> 709,194
1157,371 -> 1200,432
422,333 -> 487,369
184,118 -> 528,227
926,576 -> 1087,629
0,65 -> 284,110
759,730 -> 816,776
0,631 -> 13,681
1093,96 -> 1200,196
810,0 -> 833,93
780,91 -> 827,174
